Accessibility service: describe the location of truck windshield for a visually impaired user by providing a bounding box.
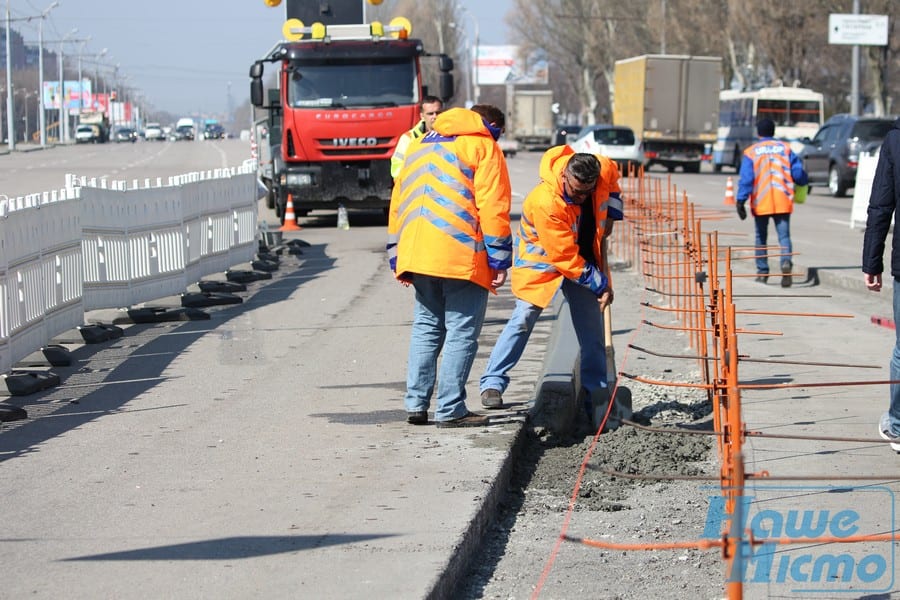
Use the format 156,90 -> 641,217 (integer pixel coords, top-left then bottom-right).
287,57 -> 416,108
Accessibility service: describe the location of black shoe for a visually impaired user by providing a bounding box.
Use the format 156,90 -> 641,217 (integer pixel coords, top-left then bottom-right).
781,262 -> 793,288
407,411 -> 428,425
755,275 -> 768,284
481,389 -> 503,409
435,411 -> 489,428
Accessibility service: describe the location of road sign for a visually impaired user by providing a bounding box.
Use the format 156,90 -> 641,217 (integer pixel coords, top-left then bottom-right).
828,14 -> 888,46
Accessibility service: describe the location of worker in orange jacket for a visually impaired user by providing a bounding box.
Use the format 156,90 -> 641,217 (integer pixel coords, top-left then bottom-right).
479,146 -> 623,413
388,105 -> 512,428
735,118 -> 808,287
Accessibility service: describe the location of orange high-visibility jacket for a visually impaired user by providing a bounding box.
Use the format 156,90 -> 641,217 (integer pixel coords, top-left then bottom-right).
512,145 -> 623,308
387,108 -> 512,291
743,140 -> 796,216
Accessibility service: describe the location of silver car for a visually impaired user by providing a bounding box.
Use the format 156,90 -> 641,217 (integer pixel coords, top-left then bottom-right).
568,125 -> 643,176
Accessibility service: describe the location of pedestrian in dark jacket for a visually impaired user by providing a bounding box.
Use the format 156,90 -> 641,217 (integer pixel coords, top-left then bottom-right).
862,117 -> 900,452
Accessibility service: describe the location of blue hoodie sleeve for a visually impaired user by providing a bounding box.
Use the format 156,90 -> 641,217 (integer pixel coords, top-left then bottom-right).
790,151 -> 808,186
736,154 -> 755,203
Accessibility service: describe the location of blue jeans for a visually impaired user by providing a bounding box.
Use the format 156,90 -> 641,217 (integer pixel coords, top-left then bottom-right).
753,213 -> 792,274
480,278 -> 608,396
890,278 -> 900,436
404,275 -> 488,421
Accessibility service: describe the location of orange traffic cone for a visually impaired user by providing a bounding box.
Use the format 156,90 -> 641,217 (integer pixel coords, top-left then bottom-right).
280,194 -> 302,231
724,176 -> 735,205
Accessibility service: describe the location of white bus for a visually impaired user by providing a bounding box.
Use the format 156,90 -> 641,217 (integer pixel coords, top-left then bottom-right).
712,85 -> 824,172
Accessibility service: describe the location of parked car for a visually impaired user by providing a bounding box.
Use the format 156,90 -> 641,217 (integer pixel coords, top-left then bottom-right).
567,124 -> 643,175
553,124 -> 582,147
114,127 -> 137,143
799,114 -> 895,197
144,123 -> 164,141
203,123 -> 226,140
74,124 -> 98,144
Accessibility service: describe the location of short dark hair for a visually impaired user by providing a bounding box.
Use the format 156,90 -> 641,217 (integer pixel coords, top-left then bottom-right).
421,95 -> 442,109
757,118 -> 775,137
566,153 -> 600,184
470,104 -> 505,131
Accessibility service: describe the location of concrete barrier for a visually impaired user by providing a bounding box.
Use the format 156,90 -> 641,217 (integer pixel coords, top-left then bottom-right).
0,161 -> 258,376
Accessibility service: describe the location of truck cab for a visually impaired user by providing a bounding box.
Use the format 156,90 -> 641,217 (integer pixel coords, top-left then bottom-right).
250,13 -> 453,222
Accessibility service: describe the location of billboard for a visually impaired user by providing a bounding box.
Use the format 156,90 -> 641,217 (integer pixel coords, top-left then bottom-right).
42,80 -> 94,111
475,45 -> 549,86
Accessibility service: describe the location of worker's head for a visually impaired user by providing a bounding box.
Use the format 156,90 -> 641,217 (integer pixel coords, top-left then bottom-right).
470,104 -> 506,140
563,153 -> 600,204
420,96 -> 443,132
757,118 -> 776,138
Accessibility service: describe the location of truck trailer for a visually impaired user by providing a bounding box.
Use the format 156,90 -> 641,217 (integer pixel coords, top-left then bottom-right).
509,88 -> 554,151
250,0 -> 454,222
613,55 -> 721,173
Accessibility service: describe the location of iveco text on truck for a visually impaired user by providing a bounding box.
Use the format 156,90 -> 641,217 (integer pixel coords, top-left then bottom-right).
250,0 -> 454,222
613,55 -> 721,173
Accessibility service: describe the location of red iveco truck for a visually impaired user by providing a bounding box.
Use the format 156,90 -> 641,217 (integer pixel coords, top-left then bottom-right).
251,0 -> 454,222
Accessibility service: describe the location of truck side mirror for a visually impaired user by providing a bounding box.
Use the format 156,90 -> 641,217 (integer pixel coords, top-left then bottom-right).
249,62 -> 264,107
251,79 -> 264,107
439,55 -> 454,73
439,73 -> 454,104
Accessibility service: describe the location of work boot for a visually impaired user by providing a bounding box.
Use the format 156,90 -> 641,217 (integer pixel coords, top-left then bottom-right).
435,411 -> 489,428
481,389 -> 503,409
755,274 -> 768,284
781,262 -> 793,288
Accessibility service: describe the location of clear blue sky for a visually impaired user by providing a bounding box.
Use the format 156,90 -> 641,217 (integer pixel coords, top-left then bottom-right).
11,0 -> 511,117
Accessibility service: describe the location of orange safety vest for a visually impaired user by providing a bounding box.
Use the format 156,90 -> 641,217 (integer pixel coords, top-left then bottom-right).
512,145 -> 622,308
387,108 -> 512,291
743,140 -> 795,216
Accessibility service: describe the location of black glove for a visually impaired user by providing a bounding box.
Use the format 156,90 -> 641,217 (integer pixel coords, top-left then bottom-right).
736,203 -> 747,220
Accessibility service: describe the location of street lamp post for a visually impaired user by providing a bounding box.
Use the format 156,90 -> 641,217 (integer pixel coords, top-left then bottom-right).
57,29 -> 80,143
459,9 -> 480,105
6,0 -> 15,150
37,1 -> 59,147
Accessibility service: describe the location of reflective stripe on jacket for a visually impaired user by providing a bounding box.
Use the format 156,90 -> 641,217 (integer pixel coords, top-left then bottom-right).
390,120 -> 427,178
387,108 -> 512,291
742,139 -> 796,215
511,145 -> 623,308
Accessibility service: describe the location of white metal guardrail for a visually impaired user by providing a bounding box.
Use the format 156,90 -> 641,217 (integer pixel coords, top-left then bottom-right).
0,160 -> 259,375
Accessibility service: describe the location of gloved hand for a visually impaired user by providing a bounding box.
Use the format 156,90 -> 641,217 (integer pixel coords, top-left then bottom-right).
736,203 -> 747,220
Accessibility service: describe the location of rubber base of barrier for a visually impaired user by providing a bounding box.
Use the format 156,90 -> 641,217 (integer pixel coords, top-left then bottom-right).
78,323 -> 124,344
286,238 -> 311,248
257,252 -> 281,264
4,371 -> 60,396
127,307 -> 211,323
14,344 -> 73,368
0,403 -> 27,421
197,280 -> 247,294
42,345 -> 73,366
226,269 -> 273,284
181,292 -> 243,308
251,259 -> 279,273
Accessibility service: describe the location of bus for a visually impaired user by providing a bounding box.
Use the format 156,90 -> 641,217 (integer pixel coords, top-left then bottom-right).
712,85 -> 824,172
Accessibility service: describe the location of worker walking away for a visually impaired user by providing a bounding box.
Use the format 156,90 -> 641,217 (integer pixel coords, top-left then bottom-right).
735,117 -> 808,287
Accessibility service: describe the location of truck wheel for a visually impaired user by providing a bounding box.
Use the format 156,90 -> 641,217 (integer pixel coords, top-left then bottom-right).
684,162 -> 701,174
713,163 -> 723,173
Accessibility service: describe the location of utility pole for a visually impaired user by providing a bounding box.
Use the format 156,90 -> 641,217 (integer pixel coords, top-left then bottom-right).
6,0 -> 15,150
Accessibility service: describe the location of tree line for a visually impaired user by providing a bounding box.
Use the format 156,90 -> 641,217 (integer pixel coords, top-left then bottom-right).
376,0 -> 899,125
